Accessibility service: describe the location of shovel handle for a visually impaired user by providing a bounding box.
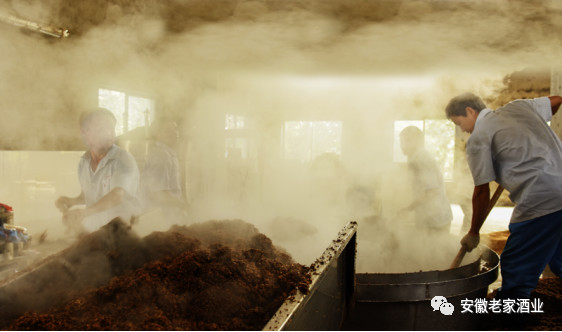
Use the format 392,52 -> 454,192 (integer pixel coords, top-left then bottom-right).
450,247 -> 467,269
486,184 -> 504,216
450,184 -> 505,269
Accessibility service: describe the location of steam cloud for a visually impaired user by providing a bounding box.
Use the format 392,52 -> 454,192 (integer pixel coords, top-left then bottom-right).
0,0 -> 560,268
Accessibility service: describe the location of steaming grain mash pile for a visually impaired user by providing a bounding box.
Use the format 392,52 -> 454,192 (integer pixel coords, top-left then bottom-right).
0,217 -> 559,330
0,219 -> 310,330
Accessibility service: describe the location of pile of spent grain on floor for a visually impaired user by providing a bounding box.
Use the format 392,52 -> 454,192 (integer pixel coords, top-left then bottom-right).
531,277 -> 562,330
1,219 -> 310,330
486,277 -> 562,331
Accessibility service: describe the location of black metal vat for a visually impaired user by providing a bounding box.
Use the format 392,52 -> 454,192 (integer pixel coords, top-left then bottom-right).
264,221 -> 500,331
343,246 -> 500,330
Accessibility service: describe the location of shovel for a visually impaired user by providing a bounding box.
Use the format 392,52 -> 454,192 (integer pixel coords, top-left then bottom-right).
449,184 -> 504,269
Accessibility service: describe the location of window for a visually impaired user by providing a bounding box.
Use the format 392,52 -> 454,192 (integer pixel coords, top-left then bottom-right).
225,114 -> 245,130
225,114 -> 248,159
393,120 -> 424,163
98,88 -> 155,136
283,121 -> 342,163
225,138 -> 248,159
394,119 -> 455,180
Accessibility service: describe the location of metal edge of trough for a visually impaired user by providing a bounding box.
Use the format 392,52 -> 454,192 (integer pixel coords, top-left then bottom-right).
262,220 -> 358,331
355,245 -> 500,303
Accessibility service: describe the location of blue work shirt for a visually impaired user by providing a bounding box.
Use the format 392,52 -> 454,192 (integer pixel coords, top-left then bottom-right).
466,97 -> 562,223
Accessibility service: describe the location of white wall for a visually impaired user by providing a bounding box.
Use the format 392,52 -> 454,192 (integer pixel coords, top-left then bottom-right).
0,151 -> 83,240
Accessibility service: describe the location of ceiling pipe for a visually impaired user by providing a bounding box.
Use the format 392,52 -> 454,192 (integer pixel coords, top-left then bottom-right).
0,11 -> 69,38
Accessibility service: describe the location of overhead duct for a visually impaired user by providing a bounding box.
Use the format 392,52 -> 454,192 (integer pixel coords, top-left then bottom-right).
0,11 -> 69,38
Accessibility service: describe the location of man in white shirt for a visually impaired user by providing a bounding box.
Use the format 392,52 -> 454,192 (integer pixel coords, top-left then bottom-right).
398,126 -> 453,232
446,93 -> 562,299
55,108 -> 140,233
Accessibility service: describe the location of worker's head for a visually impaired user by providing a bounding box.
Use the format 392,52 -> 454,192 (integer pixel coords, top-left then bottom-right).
79,108 -> 117,151
445,92 -> 487,134
150,118 -> 179,147
399,126 -> 424,157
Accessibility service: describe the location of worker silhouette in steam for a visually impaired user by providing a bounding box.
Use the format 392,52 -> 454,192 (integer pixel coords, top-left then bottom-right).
55,108 -> 141,233
139,118 -> 187,217
397,126 -> 453,232
452,136 -> 473,235
446,93 -> 562,299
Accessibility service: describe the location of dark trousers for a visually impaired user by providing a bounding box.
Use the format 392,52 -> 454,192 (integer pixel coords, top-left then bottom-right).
498,209 -> 562,299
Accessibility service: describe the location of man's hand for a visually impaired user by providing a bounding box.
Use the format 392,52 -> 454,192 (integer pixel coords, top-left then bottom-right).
55,196 -> 74,212
460,232 -> 480,252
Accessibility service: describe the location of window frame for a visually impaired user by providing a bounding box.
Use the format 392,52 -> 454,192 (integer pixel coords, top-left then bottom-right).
98,87 -> 156,136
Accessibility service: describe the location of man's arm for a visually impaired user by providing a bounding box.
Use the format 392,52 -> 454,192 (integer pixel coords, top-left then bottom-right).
64,187 -> 126,224
549,96 -> 562,115
83,187 -> 126,217
460,182 -> 490,252
55,191 -> 85,212
469,183 -> 490,235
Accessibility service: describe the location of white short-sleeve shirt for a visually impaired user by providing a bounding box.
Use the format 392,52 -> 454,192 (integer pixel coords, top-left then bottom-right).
466,97 -> 562,222
408,148 -> 453,229
78,144 -> 140,231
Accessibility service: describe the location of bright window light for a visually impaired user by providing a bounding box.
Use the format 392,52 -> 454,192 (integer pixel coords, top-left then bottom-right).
225,114 -> 245,130
393,120 -> 423,163
98,89 -> 126,135
225,137 -> 248,159
394,119 -> 455,180
128,95 -> 155,133
284,121 -> 342,163
98,88 -> 155,136
224,114 -> 248,159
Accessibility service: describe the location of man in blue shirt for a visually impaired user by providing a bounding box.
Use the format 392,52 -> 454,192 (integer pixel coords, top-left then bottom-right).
445,93 -> 562,299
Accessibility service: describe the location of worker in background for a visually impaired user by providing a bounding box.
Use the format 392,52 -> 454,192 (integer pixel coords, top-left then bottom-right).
446,93 -> 562,299
453,138 -> 473,235
55,108 -> 141,233
139,118 -> 187,216
397,126 -> 453,232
